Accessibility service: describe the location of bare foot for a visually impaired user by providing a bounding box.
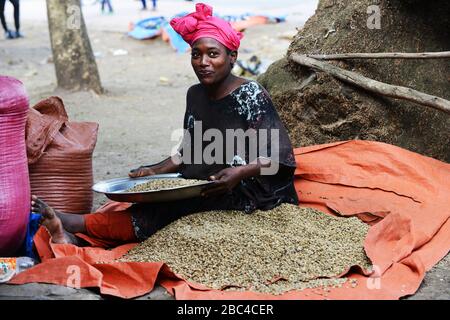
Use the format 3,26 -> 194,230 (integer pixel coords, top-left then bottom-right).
31,195 -> 72,244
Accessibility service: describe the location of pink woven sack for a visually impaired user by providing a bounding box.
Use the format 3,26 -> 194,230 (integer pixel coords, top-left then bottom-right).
0,76 -> 30,256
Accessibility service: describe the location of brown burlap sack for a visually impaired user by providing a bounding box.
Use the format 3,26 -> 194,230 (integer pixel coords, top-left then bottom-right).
26,97 -> 99,214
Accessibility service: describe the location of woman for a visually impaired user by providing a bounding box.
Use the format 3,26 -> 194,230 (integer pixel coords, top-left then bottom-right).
32,3 -> 298,247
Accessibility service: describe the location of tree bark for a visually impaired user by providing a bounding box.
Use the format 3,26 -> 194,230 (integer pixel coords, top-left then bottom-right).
290,54 -> 450,115
46,0 -> 103,93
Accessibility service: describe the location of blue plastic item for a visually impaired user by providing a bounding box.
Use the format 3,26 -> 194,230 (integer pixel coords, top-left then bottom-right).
128,16 -> 166,40
162,21 -> 190,54
19,212 -> 42,259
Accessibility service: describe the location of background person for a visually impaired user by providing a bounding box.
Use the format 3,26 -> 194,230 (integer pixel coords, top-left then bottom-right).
141,0 -> 157,11
0,0 -> 21,39
101,0 -> 113,14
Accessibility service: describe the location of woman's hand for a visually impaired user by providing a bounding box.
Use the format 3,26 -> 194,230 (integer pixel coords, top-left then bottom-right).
128,166 -> 157,178
201,167 -> 245,197
129,156 -> 182,178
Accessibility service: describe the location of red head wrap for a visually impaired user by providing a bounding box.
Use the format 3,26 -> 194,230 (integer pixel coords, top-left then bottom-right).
170,3 -> 243,51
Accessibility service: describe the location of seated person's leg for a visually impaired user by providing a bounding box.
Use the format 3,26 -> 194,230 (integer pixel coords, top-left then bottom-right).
31,195 -> 137,247
32,189 -> 247,246
31,196 -> 88,246
84,210 -> 137,244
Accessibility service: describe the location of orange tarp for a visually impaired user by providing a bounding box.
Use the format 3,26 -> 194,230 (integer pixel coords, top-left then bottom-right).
10,141 -> 450,299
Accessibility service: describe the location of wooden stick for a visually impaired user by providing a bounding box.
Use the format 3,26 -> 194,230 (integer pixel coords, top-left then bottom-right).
290,54 -> 450,114
307,51 -> 450,60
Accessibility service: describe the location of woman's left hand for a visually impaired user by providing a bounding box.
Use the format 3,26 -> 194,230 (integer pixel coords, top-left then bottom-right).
201,167 -> 245,197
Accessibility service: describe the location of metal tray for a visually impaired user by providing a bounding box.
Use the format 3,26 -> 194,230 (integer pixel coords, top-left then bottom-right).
92,173 -> 214,203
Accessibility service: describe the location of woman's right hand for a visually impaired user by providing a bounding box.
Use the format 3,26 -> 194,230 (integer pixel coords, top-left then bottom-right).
128,166 -> 157,178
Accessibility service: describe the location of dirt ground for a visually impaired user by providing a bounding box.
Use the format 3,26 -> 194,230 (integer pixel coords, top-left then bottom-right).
0,0 -> 448,300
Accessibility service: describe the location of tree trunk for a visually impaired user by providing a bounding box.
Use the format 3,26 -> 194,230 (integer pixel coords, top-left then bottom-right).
46,0 -> 103,93
259,0 -> 450,162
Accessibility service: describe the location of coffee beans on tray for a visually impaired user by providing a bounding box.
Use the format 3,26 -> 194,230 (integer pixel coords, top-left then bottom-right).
125,178 -> 206,193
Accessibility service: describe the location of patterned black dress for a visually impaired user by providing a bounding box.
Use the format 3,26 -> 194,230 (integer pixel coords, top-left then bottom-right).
130,81 -> 298,241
